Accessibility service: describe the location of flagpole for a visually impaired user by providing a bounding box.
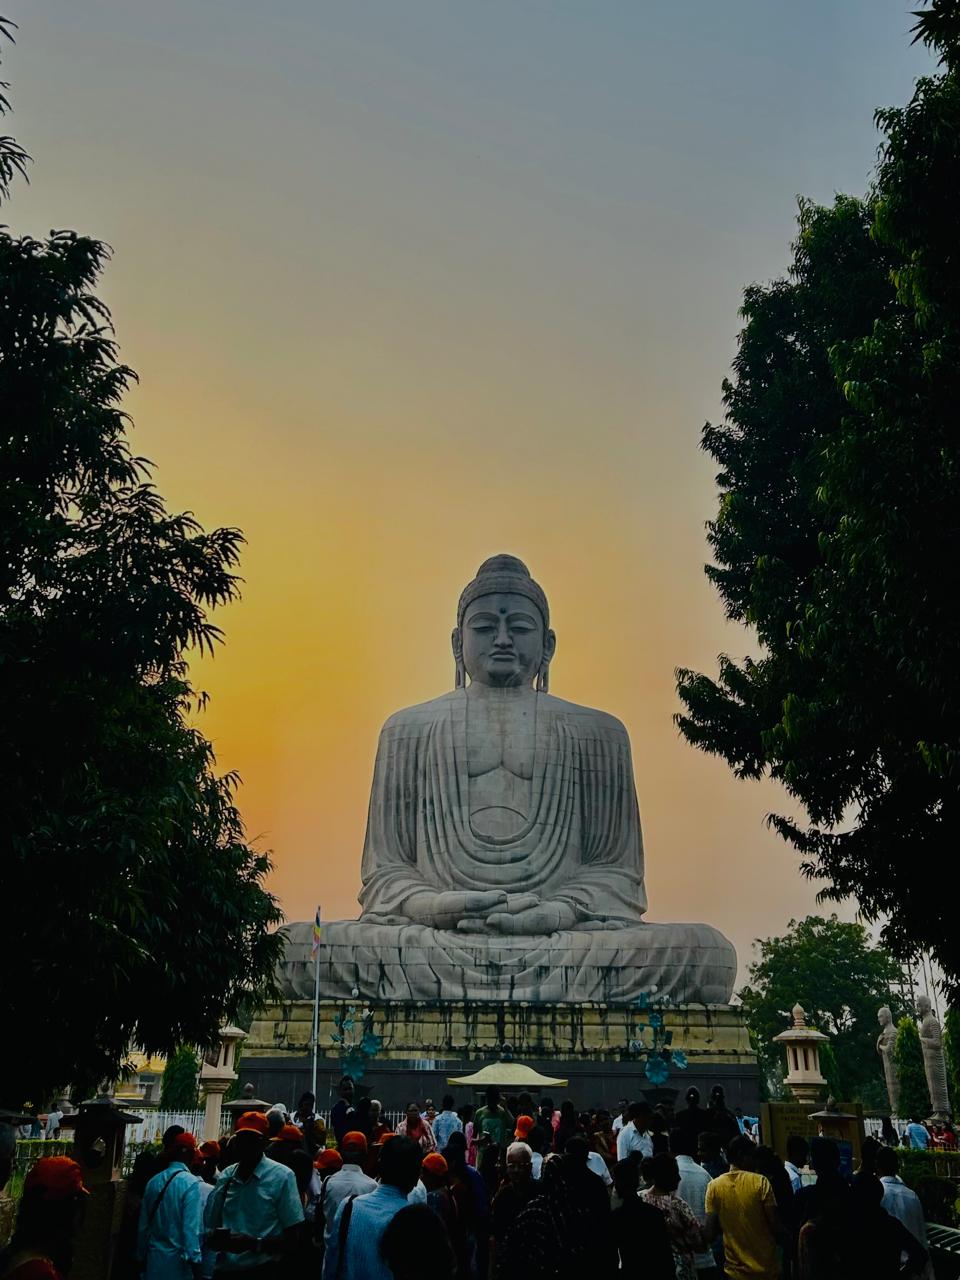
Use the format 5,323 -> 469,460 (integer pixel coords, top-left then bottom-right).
310,905 -> 321,1102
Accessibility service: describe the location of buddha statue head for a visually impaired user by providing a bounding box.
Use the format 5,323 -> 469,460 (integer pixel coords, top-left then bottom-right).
452,554 -> 557,691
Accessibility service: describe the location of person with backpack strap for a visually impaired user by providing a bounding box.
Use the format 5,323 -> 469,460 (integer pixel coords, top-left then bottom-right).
137,1132 -> 203,1279
321,1136 -> 423,1280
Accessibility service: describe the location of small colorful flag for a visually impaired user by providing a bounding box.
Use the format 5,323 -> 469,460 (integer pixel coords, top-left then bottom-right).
311,906 -> 322,957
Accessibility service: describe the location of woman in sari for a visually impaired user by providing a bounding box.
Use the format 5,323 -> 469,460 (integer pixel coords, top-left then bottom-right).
395,1102 -> 437,1153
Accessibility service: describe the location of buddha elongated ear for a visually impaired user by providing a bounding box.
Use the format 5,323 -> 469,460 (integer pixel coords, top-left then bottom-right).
451,627 -> 466,689
536,628 -> 557,693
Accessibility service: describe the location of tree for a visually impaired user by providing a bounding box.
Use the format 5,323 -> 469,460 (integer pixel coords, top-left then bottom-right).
0,22 -> 282,1105
160,1047 -> 200,1111
676,3 -> 960,992
737,916 -> 902,1101
894,1018 -> 931,1120
944,1007 -> 960,1112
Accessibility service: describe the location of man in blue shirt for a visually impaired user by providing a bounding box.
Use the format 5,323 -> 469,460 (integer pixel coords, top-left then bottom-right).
138,1131 -> 203,1280
906,1117 -> 931,1150
204,1111 -> 304,1273
322,1135 -> 422,1280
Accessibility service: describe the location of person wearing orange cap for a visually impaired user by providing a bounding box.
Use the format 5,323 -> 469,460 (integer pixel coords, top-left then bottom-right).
203,1111 -> 304,1273
419,1152 -> 465,1267
1,1157 -> 88,1280
136,1132 -> 203,1280
319,1131 -> 376,1258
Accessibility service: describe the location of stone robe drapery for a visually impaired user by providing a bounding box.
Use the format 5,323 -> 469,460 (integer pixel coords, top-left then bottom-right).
359,690 -> 646,926
279,690 -> 737,1005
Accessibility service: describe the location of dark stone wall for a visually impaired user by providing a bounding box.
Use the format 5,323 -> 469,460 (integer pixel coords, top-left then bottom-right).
240,1053 -> 760,1116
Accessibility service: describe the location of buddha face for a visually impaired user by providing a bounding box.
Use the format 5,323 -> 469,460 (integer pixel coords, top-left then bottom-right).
456,591 -> 556,688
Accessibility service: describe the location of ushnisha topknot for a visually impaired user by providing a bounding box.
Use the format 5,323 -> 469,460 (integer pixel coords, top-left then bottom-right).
456,554 -> 549,629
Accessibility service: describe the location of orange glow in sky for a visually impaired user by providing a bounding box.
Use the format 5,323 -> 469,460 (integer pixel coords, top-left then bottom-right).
9,2 -> 931,982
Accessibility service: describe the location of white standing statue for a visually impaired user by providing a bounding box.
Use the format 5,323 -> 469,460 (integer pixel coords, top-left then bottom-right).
280,555 -> 737,1003
917,994 -> 951,1122
877,1005 -> 900,1117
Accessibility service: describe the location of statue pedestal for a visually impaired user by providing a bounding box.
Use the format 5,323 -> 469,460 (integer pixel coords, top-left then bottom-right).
242,998 -> 759,1112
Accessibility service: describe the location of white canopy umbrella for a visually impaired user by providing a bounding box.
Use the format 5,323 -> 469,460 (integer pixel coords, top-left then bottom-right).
446,1060 -> 568,1088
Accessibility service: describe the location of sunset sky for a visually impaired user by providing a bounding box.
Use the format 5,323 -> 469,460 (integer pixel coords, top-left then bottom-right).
11,3 -> 932,982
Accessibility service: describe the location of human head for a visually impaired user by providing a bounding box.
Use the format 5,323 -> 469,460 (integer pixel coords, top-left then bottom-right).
645,1152 -> 681,1194
709,1085 -> 726,1108
563,1134 -> 589,1169
12,1158 -> 88,1274
342,1131 -> 369,1164
669,1127 -> 695,1159
527,1125 -> 545,1155
381,1204 -> 456,1280
316,1149 -> 344,1176
444,1130 -> 467,1169
420,1152 -> 448,1190
380,1135 -> 423,1195
613,1157 -> 639,1200
809,1137 -> 840,1176
485,1086 -> 501,1108
539,1097 -> 554,1118
338,1075 -> 355,1101
859,1135 -> 881,1173
298,1091 -> 315,1114
786,1135 -> 809,1168
875,1146 -> 900,1178
685,1087 -> 700,1108
266,1107 -> 285,1138
726,1136 -> 756,1171
170,1132 -> 198,1162
441,1094 -> 455,1112
515,1115 -> 536,1142
370,1098 -> 382,1121
595,1109 -> 612,1132
506,1141 -> 533,1183
454,556 -> 556,691
234,1111 -> 269,1168
405,1102 -> 422,1127
628,1101 -> 651,1128
698,1131 -> 723,1163
275,1124 -> 304,1147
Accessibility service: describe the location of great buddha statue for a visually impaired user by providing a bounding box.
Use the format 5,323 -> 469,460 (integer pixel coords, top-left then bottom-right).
279,555 -> 736,1004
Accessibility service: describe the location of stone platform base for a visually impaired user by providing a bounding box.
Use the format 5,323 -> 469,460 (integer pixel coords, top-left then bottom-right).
243,998 -> 759,1113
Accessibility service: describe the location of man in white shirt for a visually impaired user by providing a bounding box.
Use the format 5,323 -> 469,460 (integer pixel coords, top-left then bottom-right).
611,1100 -> 629,1136
138,1131 -> 203,1280
670,1128 -> 716,1275
432,1095 -> 463,1150
615,1102 -> 653,1163
204,1111 -> 304,1272
320,1130 -> 377,1252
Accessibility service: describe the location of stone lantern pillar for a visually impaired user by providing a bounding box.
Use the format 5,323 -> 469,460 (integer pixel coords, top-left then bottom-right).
773,1003 -> 829,1106
199,1025 -> 247,1141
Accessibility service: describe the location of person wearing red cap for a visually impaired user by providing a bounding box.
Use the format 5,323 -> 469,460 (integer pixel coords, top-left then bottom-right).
203,1111 -> 303,1273
136,1132 -> 203,1280
319,1131 -> 376,1258
1,1157 -> 88,1280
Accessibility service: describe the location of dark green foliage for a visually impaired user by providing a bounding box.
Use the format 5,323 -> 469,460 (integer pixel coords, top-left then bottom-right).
0,23 -> 282,1105
895,1018 -> 932,1120
943,1007 -> 960,1110
896,1148 -> 960,1226
737,916 -> 902,1102
676,6 -> 960,991
160,1047 -> 200,1111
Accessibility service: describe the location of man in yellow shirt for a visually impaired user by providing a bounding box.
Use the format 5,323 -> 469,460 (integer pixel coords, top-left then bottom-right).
704,1135 -> 782,1279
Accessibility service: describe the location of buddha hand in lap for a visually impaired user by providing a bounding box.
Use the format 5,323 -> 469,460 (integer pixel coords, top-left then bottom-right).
279,555 -> 736,1004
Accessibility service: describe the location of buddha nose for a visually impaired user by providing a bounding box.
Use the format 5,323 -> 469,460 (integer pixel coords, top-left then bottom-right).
494,617 -> 512,647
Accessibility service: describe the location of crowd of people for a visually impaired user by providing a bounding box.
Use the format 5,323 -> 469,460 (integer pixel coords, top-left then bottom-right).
0,1078 -> 941,1280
